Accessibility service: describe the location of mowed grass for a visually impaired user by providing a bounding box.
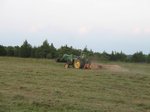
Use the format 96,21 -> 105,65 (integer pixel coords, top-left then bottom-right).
0,57 -> 150,112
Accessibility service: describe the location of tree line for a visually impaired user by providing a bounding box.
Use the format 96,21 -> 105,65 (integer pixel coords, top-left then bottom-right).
0,40 -> 150,63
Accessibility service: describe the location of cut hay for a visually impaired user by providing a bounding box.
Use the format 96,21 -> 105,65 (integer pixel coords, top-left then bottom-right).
90,63 -> 128,72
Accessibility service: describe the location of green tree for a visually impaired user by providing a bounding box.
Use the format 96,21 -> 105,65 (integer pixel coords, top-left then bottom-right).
20,40 -> 32,57
83,46 -> 88,53
110,51 -> 115,61
31,47 -> 37,58
6,46 -> 14,56
57,45 -> 81,57
0,45 -> 6,56
110,51 -> 127,62
35,47 -> 42,58
101,51 -> 110,61
82,46 -> 94,57
14,46 -> 20,57
57,45 -> 72,56
146,54 -> 150,63
131,52 -> 146,62
40,40 -> 51,58
48,43 -> 57,58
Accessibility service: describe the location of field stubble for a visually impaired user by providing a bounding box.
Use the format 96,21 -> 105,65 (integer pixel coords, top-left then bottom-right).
0,57 -> 150,112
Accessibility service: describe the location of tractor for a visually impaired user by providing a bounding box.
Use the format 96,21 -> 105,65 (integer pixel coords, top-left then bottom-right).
56,53 -> 91,69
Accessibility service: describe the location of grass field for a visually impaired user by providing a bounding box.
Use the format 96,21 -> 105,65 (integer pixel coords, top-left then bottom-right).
0,57 -> 150,112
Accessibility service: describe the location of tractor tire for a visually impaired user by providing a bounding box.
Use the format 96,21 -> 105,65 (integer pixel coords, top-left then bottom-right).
73,59 -> 81,69
73,59 -> 85,69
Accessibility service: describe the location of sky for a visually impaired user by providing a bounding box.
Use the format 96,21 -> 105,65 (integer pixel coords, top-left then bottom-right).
0,0 -> 150,54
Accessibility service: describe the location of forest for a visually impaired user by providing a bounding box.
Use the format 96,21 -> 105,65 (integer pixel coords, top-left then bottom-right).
0,40 -> 150,63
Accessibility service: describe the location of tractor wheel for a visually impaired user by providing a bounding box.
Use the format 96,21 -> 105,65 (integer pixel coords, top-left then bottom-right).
73,59 -> 81,69
64,63 -> 69,69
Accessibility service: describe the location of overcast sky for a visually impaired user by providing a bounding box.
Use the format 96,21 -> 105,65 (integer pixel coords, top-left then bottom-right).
0,0 -> 150,54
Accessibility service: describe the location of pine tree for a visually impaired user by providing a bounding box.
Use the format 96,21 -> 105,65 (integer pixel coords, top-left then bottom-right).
20,40 -> 32,57
0,45 -> 6,56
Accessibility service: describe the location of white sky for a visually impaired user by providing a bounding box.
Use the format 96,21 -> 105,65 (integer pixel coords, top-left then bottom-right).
0,0 -> 150,54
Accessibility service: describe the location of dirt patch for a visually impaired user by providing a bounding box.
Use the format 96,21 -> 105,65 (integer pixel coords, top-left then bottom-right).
90,63 -> 128,72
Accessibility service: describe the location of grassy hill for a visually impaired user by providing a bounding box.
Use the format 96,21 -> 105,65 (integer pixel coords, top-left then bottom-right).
0,57 -> 150,112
